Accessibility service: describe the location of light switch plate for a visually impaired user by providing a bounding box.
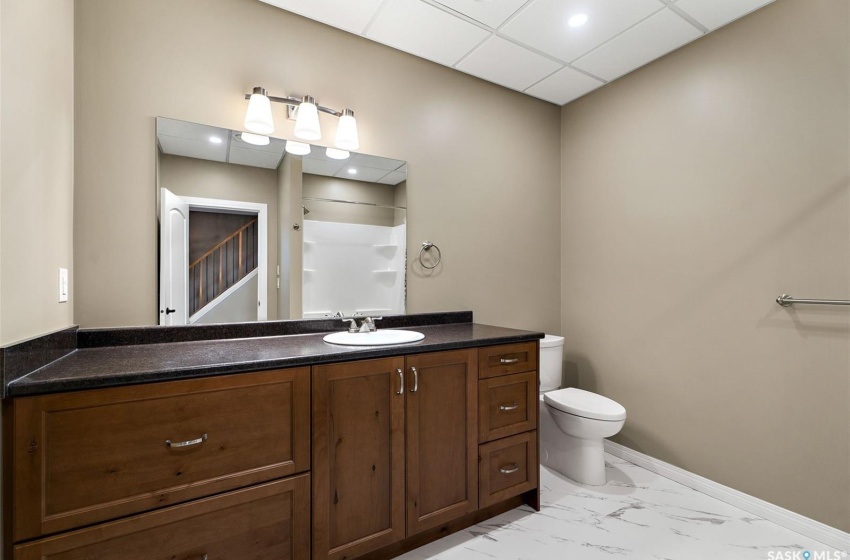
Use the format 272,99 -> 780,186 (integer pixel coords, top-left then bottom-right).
58,268 -> 69,303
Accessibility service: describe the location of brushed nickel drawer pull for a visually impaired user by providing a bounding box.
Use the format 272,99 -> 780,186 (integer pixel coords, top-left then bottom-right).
410,367 -> 419,393
166,433 -> 207,448
499,402 -> 519,411
396,368 -> 404,396
500,463 -> 520,475
500,358 -> 520,364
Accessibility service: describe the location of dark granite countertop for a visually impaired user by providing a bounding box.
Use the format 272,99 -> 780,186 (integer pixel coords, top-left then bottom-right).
6,323 -> 543,397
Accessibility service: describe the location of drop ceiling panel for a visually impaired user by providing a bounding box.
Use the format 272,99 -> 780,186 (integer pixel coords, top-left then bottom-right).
229,146 -> 284,169
302,157 -> 347,176
258,0 -> 383,33
501,0 -> 664,63
573,8 -> 702,81
457,36 -> 562,91
257,0 -> 778,105
432,0 -> 529,28
349,152 -> 406,171
158,136 -> 228,163
674,0 -> 775,31
525,66 -> 603,105
377,170 -> 407,185
367,0 -> 490,66
334,166 -> 390,182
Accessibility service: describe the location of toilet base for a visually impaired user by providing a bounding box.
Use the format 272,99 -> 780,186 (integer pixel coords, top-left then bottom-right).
542,432 -> 607,485
540,400 -> 609,486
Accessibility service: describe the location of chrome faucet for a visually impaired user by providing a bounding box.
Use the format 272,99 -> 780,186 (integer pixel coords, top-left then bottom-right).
340,316 -> 383,333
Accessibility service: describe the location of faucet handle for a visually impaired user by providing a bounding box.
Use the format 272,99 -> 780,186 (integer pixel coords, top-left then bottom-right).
341,318 -> 358,332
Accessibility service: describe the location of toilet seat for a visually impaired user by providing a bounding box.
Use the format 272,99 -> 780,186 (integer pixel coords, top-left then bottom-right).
544,388 -> 626,422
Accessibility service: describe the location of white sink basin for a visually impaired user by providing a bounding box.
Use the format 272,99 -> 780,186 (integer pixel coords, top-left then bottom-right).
323,329 -> 425,346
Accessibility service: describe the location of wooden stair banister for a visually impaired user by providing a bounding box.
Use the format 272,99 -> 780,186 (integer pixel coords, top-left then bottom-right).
189,219 -> 258,317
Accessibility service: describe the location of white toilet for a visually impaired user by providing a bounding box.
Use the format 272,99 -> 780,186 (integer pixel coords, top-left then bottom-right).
539,335 -> 627,486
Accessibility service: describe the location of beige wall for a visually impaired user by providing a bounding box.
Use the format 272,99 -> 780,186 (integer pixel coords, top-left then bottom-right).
159,153 -> 279,320
0,0 -> 74,345
73,0 -> 562,334
277,153 -> 302,320
560,0 -> 849,531
303,173 -> 398,226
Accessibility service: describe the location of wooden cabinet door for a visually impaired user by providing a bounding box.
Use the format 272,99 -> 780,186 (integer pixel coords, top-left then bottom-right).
15,475 -> 311,560
405,349 -> 478,535
312,357 -> 406,560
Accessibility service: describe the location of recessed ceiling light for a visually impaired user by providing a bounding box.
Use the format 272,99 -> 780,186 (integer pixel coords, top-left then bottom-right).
348,168 -> 357,174
326,147 -> 350,160
568,13 -> 588,27
209,136 -> 223,144
239,132 -> 269,146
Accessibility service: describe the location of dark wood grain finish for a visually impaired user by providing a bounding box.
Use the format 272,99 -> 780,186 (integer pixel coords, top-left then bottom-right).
406,349 -> 478,536
478,343 -> 537,379
13,368 -> 310,541
15,475 -> 311,560
479,371 -> 537,443
312,358 -> 406,560
478,432 -> 538,508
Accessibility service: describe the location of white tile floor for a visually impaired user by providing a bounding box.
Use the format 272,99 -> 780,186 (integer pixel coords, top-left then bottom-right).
398,454 -> 847,560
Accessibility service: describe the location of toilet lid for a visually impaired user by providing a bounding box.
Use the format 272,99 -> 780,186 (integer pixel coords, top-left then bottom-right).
544,388 -> 626,421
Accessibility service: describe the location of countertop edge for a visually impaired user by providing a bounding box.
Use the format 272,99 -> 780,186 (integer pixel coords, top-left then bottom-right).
6,328 -> 543,398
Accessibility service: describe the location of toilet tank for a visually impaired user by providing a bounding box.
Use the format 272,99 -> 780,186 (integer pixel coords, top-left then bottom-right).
539,334 -> 565,392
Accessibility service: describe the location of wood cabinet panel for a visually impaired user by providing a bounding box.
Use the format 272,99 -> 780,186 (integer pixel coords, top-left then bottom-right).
406,349 -> 478,535
15,475 -> 311,560
479,371 -> 537,443
13,368 -> 310,541
478,343 -> 537,379
312,358 -> 406,560
479,432 -> 538,508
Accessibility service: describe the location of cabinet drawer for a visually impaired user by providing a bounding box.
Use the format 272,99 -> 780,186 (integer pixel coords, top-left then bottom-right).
479,371 -> 537,443
478,432 -> 538,508
15,474 -> 311,560
13,368 -> 310,541
478,342 -> 537,379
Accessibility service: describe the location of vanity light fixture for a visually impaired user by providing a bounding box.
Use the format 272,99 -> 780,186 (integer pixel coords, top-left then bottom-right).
285,140 -> 311,156
326,147 -> 350,160
239,131 -> 270,146
243,86 -> 360,150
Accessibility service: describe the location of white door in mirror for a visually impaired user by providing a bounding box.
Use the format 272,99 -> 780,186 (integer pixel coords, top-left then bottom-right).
323,330 -> 424,346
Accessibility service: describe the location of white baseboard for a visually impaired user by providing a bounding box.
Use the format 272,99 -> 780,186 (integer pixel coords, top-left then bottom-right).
604,440 -> 850,552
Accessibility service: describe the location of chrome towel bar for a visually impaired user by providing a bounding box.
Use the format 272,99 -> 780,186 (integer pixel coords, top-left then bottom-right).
776,294 -> 850,307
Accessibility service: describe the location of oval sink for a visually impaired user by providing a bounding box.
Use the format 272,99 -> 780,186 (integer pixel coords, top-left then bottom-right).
323,329 -> 425,346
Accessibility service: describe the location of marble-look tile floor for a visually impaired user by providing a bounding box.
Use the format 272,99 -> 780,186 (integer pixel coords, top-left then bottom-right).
398,454 -> 847,560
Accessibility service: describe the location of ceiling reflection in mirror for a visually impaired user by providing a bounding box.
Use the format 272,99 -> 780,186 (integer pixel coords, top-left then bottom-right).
156,117 -> 407,326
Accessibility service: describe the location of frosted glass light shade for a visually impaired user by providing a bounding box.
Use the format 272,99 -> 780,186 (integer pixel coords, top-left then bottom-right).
335,111 -> 359,151
244,89 -> 274,135
240,132 -> 270,146
294,101 -> 322,141
326,147 -> 350,160
285,140 -> 311,156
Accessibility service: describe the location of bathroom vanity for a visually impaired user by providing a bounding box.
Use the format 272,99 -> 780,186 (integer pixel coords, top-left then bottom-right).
1,314 -> 542,560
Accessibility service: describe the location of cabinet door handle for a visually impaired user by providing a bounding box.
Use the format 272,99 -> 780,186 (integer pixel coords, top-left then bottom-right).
499,463 -> 520,475
410,367 -> 419,393
499,402 -> 519,411
500,358 -> 520,364
166,433 -> 207,448
396,368 -> 404,395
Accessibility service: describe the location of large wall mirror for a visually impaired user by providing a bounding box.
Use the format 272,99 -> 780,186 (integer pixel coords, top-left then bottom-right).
156,117 -> 407,325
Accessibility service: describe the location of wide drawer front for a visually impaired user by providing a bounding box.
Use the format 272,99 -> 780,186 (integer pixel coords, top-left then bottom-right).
15,475 -> 311,560
13,367 -> 311,541
478,342 -> 537,379
479,432 -> 538,508
479,371 -> 537,443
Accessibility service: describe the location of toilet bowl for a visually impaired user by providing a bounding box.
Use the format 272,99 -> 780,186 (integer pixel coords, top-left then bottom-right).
538,335 -> 627,486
